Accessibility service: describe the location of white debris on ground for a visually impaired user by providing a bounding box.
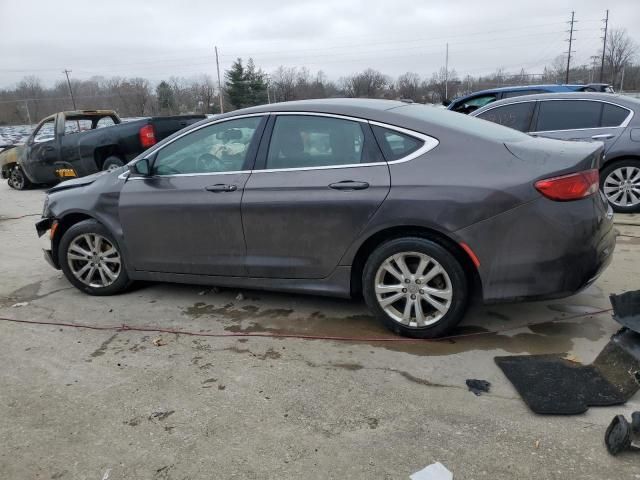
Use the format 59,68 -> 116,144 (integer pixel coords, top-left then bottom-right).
410,462 -> 453,480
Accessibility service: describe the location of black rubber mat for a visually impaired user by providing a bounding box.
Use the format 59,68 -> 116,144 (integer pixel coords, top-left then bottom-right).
495,354 -> 627,415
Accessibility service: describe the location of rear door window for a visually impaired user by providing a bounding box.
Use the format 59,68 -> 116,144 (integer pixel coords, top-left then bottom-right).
64,119 -> 93,135
266,115 -> 369,169
476,102 -> 536,132
371,126 -> 424,161
601,103 -> 630,127
535,100 -> 602,131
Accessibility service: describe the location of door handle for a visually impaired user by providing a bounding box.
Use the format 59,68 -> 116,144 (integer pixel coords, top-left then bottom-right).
205,184 -> 237,193
328,180 -> 370,191
43,146 -> 55,151
591,134 -> 614,140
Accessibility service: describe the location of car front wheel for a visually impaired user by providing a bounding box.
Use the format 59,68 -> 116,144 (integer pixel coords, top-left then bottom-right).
363,237 -> 469,338
59,220 -> 131,295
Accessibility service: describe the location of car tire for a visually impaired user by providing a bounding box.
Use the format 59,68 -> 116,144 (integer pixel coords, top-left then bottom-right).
7,165 -> 31,190
102,156 -> 125,171
59,219 -> 131,296
363,237 -> 469,338
601,159 -> 640,213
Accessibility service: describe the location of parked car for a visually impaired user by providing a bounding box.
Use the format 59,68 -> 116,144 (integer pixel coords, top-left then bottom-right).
0,109 -> 205,189
471,92 -> 640,213
446,83 -> 613,114
35,99 -> 615,338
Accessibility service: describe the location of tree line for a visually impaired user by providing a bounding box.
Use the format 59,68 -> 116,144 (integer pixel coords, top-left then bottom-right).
0,28 -> 638,126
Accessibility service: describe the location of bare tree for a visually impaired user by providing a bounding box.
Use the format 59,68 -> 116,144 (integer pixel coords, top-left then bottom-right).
271,66 -> 297,102
396,72 -> 421,101
342,68 -> 389,98
605,29 -> 638,87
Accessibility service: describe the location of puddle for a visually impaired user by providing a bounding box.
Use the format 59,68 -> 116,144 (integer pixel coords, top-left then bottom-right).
183,300 -> 609,357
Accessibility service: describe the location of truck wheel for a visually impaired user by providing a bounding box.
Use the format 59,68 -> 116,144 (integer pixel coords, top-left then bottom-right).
102,156 -> 125,171
7,165 -> 31,190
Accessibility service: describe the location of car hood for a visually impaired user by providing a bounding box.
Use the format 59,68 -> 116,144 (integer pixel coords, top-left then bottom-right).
47,168 -> 124,193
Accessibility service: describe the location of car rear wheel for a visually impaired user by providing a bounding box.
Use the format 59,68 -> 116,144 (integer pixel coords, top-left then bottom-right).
102,156 -> 125,171
363,237 -> 469,338
59,220 -> 131,295
601,160 -> 640,213
7,165 -> 31,190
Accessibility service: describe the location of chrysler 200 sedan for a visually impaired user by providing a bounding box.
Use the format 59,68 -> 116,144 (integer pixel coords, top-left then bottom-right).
36,99 -> 616,338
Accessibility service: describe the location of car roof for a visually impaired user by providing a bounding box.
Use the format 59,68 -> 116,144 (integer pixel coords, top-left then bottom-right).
450,84 -> 575,101
217,98 -> 409,118
472,92 -> 640,115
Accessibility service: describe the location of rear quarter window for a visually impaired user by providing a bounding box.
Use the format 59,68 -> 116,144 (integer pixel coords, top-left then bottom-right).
372,126 -> 423,161
601,103 -> 630,127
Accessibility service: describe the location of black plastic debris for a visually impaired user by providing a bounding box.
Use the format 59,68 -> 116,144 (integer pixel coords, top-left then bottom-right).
610,290 -> 640,333
466,379 -> 491,396
495,355 -> 626,414
605,412 -> 640,455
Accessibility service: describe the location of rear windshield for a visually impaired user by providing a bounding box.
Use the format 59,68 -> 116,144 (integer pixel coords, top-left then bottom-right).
394,104 -> 529,142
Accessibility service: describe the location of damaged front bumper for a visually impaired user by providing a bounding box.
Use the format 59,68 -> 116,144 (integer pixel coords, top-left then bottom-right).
35,217 -> 59,269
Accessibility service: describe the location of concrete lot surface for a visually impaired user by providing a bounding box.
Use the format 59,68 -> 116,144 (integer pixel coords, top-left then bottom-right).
1,182 -> 639,479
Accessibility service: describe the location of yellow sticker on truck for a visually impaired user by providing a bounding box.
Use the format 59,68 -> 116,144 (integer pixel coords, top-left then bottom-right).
55,168 -> 77,178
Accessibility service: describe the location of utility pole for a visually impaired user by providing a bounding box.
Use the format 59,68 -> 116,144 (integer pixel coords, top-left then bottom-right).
565,11 -> 576,84
619,65 -> 625,92
62,69 -> 77,109
599,9 -> 609,83
214,46 -> 224,114
444,43 -> 449,100
23,100 -> 32,126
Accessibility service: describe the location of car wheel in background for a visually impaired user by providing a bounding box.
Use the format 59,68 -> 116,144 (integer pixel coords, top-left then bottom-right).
102,156 -> 125,171
59,219 -> 131,295
7,165 -> 31,190
363,237 -> 469,338
601,159 -> 640,213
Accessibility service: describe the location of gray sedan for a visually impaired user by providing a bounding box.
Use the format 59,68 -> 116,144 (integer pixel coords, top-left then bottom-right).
472,92 -> 640,213
36,99 -> 615,338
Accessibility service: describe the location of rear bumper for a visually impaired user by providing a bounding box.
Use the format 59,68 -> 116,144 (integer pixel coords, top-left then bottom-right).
457,192 -> 616,303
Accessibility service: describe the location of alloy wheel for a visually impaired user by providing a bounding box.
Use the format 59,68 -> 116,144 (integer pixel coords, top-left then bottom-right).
374,251 -> 453,327
603,166 -> 640,208
67,233 -> 122,288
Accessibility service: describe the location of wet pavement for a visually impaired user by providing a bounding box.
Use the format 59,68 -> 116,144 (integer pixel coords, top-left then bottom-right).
1,183 -> 639,479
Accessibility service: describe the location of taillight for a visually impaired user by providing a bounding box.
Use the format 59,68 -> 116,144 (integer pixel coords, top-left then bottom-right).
139,124 -> 156,148
534,169 -> 599,201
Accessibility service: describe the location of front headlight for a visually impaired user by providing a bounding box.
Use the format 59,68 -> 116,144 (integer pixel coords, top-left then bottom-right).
42,195 -> 50,218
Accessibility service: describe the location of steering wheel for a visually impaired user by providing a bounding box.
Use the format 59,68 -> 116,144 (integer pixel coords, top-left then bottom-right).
197,152 -> 224,172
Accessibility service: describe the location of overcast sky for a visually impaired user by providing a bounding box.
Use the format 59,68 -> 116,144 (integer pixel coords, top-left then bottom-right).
0,0 -> 638,88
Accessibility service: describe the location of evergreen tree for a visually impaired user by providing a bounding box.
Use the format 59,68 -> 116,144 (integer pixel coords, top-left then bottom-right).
224,57 -> 268,109
225,58 -> 248,109
156,81 -> 176,114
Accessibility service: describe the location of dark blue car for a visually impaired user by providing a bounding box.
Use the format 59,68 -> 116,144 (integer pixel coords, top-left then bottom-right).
447,83 -> 613,114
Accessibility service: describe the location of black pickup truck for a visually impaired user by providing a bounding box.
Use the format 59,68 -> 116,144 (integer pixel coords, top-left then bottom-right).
0,110 -> 205,189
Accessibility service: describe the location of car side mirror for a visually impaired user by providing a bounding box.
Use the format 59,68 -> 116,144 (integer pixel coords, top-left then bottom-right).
129,158 -> 150,177
442,99 -> 451,107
